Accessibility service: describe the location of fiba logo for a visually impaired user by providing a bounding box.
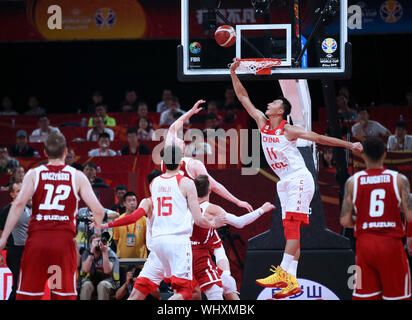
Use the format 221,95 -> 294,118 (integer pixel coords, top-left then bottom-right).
95,8 -> 117,29
274,129 -> 282,136
321,38 -> 337,54
189,42 -> 202,54
380,1 -> 403,23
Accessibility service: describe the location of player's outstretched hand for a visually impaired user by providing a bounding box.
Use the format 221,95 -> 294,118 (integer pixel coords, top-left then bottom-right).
212,216 -> 227,229
237,200 -> 253,212
260,202 -> 275,213
351,142 -> 363,153
190,99 -> 206,114
230,58 -> 241,72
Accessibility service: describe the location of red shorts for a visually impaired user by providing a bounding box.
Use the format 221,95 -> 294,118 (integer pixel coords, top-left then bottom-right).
192,247 -> 222,292
16,231 -> 78,300
282,212 -> 309,241
353,233 -> 411,300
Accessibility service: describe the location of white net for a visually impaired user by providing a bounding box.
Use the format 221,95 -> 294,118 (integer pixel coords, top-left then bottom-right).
230,58 -> 281,74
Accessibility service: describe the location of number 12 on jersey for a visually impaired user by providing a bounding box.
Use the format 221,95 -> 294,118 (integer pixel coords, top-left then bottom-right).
157,196 -> 173,216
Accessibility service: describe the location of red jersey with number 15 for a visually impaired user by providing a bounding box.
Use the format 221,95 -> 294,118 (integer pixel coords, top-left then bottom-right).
353,168 -> 404,239
27,164 -> 80,237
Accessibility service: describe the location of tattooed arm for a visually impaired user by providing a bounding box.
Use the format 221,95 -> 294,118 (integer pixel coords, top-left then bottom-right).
340,176 -> 355,228
398,173 -> 412,222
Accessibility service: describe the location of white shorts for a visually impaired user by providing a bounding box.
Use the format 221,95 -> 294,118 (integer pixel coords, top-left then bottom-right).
138,251 -> 165,285
277,169 -> 315,219
152,235 -> 193,281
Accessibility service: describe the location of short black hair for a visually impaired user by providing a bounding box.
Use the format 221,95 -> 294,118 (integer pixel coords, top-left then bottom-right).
95,103 -> 107,110
37,113 -> 48,121
162,145 -> 183,171
194,175 -> 210,198
148,169 -> 162,184
395,120 -> 408,130
126,127 -> 138,135
363,137 -> 386,162
84,161 -> 97,169
124,191 -> 137,201
98,132 -> 111,140
115,184 -> 128,192
358,106 -> 370,114
277,96 -> 292,120
0,144 -> 8,150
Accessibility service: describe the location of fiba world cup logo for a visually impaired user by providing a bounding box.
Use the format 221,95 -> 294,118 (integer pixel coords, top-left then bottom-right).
189,42 -> 202,54
321,38 -> 337,54
380,1 -> 403,23
95,8 -> 116,29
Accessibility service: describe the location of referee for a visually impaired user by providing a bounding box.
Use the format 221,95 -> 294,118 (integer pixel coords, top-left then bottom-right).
0,180 -> 31,300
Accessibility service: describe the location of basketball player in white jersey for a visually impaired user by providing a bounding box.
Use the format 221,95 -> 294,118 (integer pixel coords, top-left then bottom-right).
162,99 -> 253,213
150,144 -> 223,300
230,60 -> 363,298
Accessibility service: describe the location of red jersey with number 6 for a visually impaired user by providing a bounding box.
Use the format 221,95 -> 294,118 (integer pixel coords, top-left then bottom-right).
353,168 -> 404,238
27,164 -> 80,237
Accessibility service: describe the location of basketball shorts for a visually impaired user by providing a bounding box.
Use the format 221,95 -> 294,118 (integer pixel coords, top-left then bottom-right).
277,169 -> 315,223
192,247 -> 223,292
133,251 -> 165,295
152,235 -> 193,284
208,229 -> 223,250
16,231 -> 77,299
353,233 -> 411,300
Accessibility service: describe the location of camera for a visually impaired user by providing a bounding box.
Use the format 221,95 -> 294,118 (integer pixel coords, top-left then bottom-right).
94,231 -> 111,252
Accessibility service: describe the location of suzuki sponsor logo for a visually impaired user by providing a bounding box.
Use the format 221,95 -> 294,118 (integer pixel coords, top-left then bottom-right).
257,278 -> 340,300
35,214 -> 69,222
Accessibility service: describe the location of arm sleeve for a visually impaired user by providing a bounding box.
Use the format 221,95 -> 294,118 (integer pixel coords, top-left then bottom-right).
107,207 -> 147,228
224,208 -> 264,229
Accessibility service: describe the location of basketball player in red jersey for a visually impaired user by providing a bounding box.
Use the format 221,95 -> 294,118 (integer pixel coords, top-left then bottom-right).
230,60 -> 363,298
340,137 -> 412,300
0,132 -> 105,300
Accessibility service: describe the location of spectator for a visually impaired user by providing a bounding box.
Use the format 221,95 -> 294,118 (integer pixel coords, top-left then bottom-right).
9,130 -> 39,158
65,148 -> 83,171
86,91 -> 104,114
159,96 -> 185,127
80,234 -> 119,300
204,113 -> 221,131
120,89 -> 139,112
0,181 -> 31,300
351,107 -> 391,140
88,132 -> 117,157
88,104 -> 116,127
137,117 -> 154,141
0,145 -> 19,174
219,87 -> 241,111
24,96 -> 46,115
387,121 -> 412,151
83,162 -> 109,188
206,100 -> 224,126
320,147 -> 335,169
111,184 -> 128,215
112,191 -> 147,259
337,93 -> 357,123
156,89 -> 179,113
0,97 -> 18,115
29,113 -> 61,143
6,166 -> 25,189
120,128 -> 151,156
87,115 -> 115,142
115,265 -> 137,300
137,102 -> 156,125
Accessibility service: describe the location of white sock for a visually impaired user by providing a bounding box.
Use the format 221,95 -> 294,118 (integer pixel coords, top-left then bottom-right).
279,253 -> 294,271
287,260 -> 298,278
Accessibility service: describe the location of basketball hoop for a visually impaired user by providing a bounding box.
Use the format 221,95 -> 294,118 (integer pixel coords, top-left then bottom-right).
231,58 -> 281,75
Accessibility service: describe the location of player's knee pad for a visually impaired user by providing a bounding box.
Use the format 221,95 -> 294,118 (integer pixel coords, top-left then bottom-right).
283,218 -> 301,240
221,270 -> 238,295
205,284 -> 224,300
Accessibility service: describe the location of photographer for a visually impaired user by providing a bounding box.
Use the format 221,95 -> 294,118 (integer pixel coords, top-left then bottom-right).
80,234 -> 119,300
115,265 -> 138,300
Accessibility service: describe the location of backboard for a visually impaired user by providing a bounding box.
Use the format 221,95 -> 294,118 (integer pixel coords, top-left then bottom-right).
178,0 -> 351,81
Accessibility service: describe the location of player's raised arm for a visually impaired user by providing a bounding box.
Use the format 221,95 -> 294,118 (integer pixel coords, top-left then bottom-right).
165,99 -> 205,145
0,169 -> 35,251
340,176 -> 355,228
398,174 -> 412,222
284,124 -> 363,153
229,60 -> 267,129
190,159 -> 253,212
76,170 -> 105,233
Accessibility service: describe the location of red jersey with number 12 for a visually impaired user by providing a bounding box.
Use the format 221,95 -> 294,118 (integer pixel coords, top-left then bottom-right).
28,164 -> 80,237
353,168 -> 404,238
